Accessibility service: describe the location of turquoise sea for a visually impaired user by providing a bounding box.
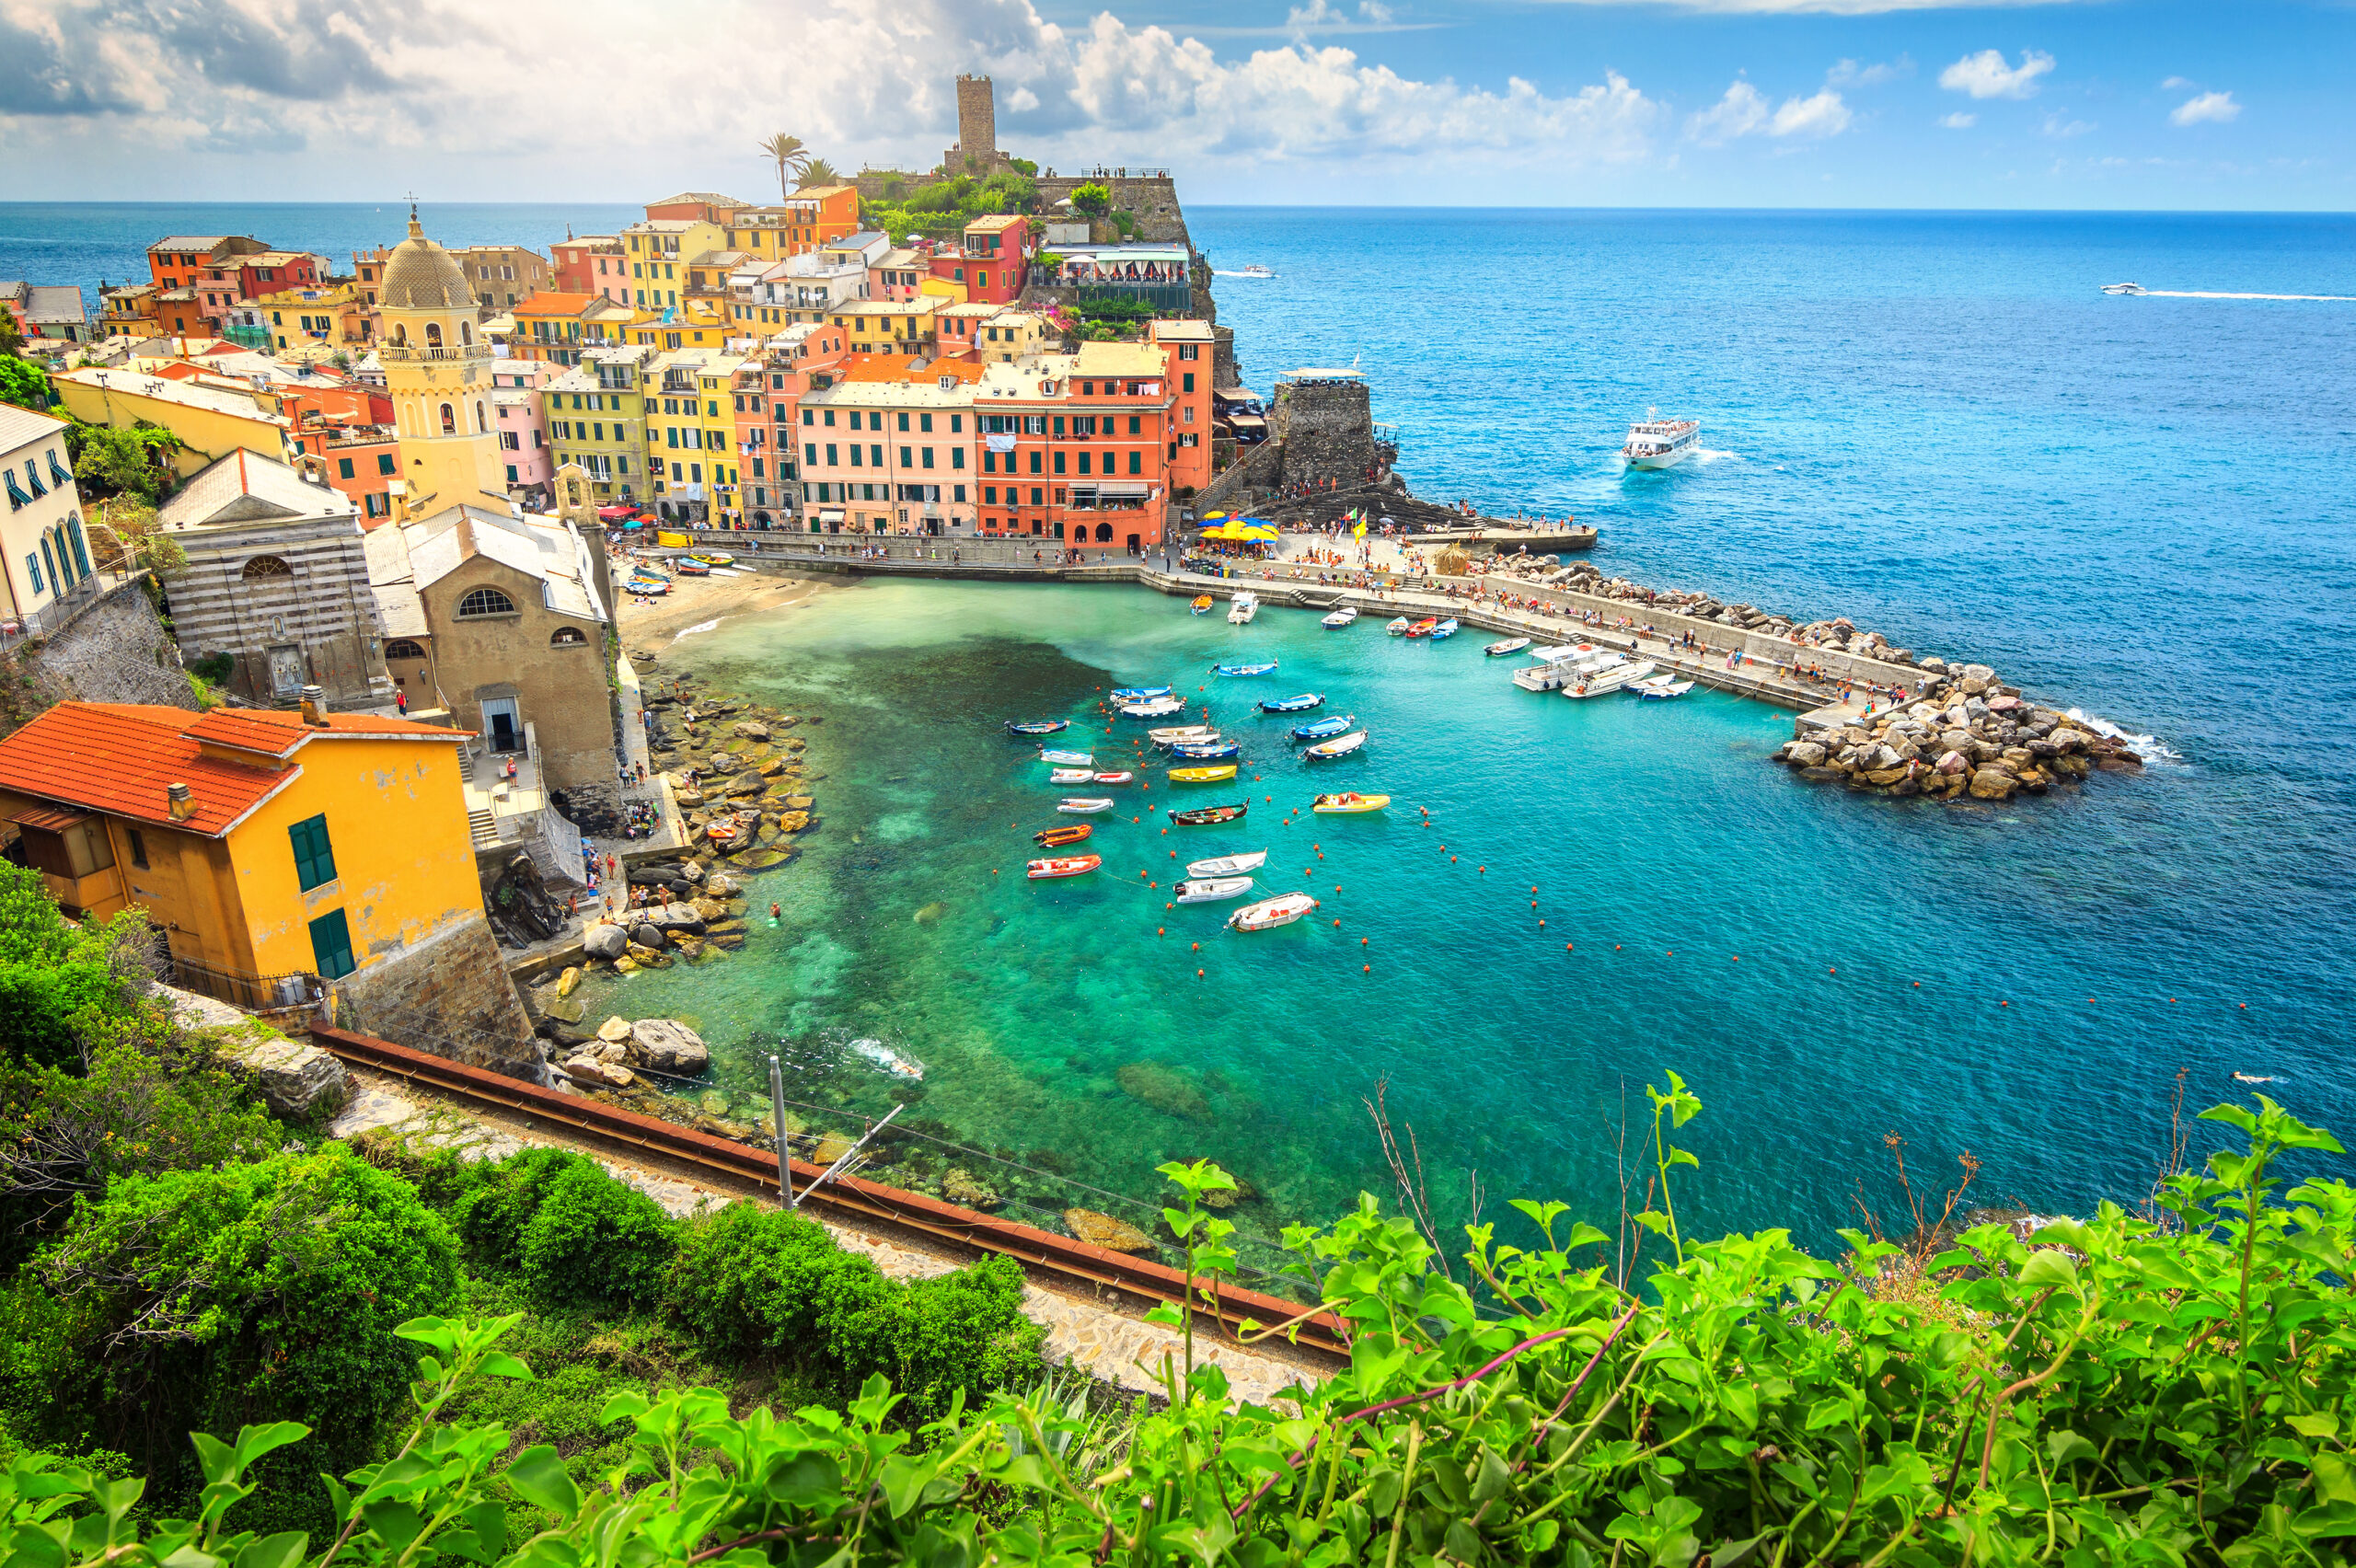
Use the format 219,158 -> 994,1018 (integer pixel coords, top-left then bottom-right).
10,204 -> 2353,1258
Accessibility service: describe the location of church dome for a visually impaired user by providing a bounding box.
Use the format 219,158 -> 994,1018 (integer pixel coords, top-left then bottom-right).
380,210 -> 476,311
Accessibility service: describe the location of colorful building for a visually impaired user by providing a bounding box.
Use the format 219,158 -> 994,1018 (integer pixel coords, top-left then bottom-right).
796,366 -> 979,536
258,281 -> 368,352
953,213 -> 1034,306
146,236 -> 267,292
645,192 -> 749,225
641,349 -> 743,524
543,345 -> 653,506
491,362 -> 554,504
829,298 -> 938,358
723,189 -> 861,262
973,340 -> 1175,553
52,367 -> 294,480
0,699 -> 482,1002
375,210 -> 510,519
0,405 -> 98,638
621,220 -> 728,312
449,245 -> 549,311
1149,317 -> 1215,501
551,236 -> 629,304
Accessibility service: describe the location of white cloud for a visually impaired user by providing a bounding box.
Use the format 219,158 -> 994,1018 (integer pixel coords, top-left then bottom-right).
1686,79 -> 1850,144
0,0 -> 1664,192
1939,111 -> 1976,129
2161,75 -> 2192,89
2170,90 -> 2239,127
1827,55 -> 1911,86
1529,0 -> 2090,10
2040,111 -> 2094,137
1939,49 -> 2055,99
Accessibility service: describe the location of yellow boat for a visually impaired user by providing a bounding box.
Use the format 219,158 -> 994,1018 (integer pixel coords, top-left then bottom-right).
688,551 -> 734,567
1169,765 -> 1239,783
1311,791 -> 1391,814
657,530 -> 692,548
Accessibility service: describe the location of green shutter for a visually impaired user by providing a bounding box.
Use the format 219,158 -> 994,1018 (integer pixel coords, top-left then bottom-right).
308,907 -> 355,980
290,813 -> 337,891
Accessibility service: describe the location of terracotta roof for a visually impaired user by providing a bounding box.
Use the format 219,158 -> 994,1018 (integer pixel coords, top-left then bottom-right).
0,703 -> 469,838
513,291 -> 599,316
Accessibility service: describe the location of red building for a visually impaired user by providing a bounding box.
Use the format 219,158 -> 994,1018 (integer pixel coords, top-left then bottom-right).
1149,318 -> 1215,502
973,340 -> 1174,554
229,251 -> 322,300
551,236 -> 629,304
950,214 -> 1033,306
145,236 -> 266,290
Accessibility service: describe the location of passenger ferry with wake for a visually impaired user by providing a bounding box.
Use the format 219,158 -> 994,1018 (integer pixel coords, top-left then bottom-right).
1622,409 -> 1701,470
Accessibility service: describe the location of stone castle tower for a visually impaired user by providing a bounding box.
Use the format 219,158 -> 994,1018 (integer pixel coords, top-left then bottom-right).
377,206 -> 508,519
947,75 -> 1000,173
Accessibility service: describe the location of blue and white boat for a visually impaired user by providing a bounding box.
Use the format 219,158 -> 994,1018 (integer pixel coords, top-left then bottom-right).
1040,749 -> 1093,767
1428,618 -> 1461,640
1290,714 -> 1355,743
1109,686 -> 1172,703
1212,660 -> 1278,677
1303,730 -> 1367,760
1258,693 -> 1325,714
1006,720 -> 1069,736
1170,740 -> 1242,761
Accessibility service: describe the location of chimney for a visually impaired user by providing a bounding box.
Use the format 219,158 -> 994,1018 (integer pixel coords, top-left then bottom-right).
299,684 -> 329,728
166,782 -> 197,823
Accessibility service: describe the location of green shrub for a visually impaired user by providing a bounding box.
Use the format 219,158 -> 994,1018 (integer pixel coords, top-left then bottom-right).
820,1252 -> 1043,1418
0,865 -> 157,1072
517,1159 -> 676,1309
665,1200 -> 856,1356
450,1146 -> 584,1274
186,651 -> 233,684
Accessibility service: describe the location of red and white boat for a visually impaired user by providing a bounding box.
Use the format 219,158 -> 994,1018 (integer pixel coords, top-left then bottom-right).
1227,892 -> 1319,931
1027,854 -> 1103,880
1093,771 -> 1135,785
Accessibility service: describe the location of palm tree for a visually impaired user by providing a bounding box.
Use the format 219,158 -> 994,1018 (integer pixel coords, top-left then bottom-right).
756,134 -> 808,202
797,157 -> 841,190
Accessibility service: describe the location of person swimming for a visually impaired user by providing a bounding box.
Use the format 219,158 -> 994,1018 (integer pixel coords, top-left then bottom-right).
769,901 -> 782,923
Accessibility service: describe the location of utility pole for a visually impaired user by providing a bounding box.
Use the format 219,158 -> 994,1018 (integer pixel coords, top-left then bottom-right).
791,1103 -> 905,1209
768,1053 -> 791,1205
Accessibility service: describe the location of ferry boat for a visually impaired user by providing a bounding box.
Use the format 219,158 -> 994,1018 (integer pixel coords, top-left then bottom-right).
1228,591 -> 1258,625
1622,409 -> 1701,470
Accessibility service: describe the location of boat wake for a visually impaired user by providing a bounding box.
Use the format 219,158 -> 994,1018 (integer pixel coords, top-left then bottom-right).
673,617 -> 722,640
1690,447 -> 1742,466
2065,708 -> 2181,765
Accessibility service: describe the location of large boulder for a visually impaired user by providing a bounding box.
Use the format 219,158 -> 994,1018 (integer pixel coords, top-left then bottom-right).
597,1015 -> 634,1043
1785,741 -> 1827,767
733,721 -> 771,742
1066,1208 -> 1155,1253
629,1018 -> 710,1075
648,902 -> 707,935
1969,768 -> 2018,801
583,923 -> 629,961
1934,749 -> 1969,776
222,1032 -> 349,1121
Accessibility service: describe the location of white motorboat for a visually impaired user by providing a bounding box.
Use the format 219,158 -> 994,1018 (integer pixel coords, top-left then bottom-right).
1186,848 -> 1268,878
1303,730 -> 1366,759
1048,767 -> 1096,784
1637,679 -> 1696,699
1622,408 -> 1700,470
1229,591 -> 1259,625
1056,797 -> 1116,813
1233,264 -> 1277,279
1119,697 -> 1188,717
1484,637 -> 1531,657
1627,673 -> 1677,696
1512,647 -> 1621,693
1227,892 -> 1319,931
1175,876 -> 1256,905
1385,617 -> 1411,635
2101,282 -> 2147,295
1322,605 -> 1358,628
1564,660 -> 1657,698
1149,724 -> 1218,746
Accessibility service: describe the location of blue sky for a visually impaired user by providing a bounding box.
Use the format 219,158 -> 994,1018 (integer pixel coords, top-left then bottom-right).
0,0 -> 2345,207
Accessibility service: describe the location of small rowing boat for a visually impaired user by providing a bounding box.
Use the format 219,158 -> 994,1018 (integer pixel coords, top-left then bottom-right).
1007,719 -> 1070,736
1187,848 -> 1267,877
1258,692 -> 1324,713
1212,660 -> 1278,677
1290,713 -> 1355,743
1637,679 -> 1696,700
1109,686 -> 1172,703
1170,802 -> 1248,825
1303,730 -> 1367,760
1385,617 -> 1410,635
1428,618 -> 1460,640
1118,697 -> 1188,717
1190,594 -> 1214,615
1092,770 -> 1135,785
705,819 -> 740,846
1169,765 -> 1239,783
1228,892 -> 1319,931
1027,854 -> 1102,880
675,559 -> 711,576
1170,738 -> 1239,758
1057,797 -> 1116,813
1149,724 -> 1217,746
1034,824 -> 1093,847
1484,637 -> 1531,657
1049,767 -> 1095,784
1039,749 -> 1092,767
1322,606 -> 1358,628
688,552 -> 734,567
1176,876 -> 1255,905
1311,791 -> 1391,814
1403,617 -> 1439,639
626,576 -> 670,595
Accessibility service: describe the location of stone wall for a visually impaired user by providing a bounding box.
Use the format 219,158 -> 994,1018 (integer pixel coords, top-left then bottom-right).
5,577 -> 198,733
1271,379 -> 1376,489
329,913 -> 543,1081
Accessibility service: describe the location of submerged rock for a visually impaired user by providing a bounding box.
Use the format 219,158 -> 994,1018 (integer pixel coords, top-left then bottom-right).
913,901 -> 948,926
1066,1208 -> 1154,1253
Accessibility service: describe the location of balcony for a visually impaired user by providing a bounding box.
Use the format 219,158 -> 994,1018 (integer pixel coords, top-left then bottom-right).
378,342 -> 492,363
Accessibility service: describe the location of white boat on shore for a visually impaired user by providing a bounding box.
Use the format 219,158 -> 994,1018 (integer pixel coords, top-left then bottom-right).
1322,605 -> 1358,628
1623,408 -> 1700,470
1229,591 -> 1258,624
1187,848 -> 1268,878
1564,660 -> 1657,698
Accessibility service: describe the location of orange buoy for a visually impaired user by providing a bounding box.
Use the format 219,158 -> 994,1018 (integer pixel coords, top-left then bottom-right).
991,869 -> 999,874
2240,1003 -> 2248,1009
1479,866 -> 1485,873
1362,938 -> 1369,945
2001,1001 -> 2009,1007
1565,943 -> 1574,951
1914,982 -> 1922,987
1363,964 -> 1370,973
1151,882 -> 1158,888
1197,969 -> 1205,977
1450,855 -> 1457,862
1158,927 -> 1165,934
1333,918 -> 1341,927
1829,967 -> 1837,974
1731,956 -> 1739,962
1192,942 -> 1200,951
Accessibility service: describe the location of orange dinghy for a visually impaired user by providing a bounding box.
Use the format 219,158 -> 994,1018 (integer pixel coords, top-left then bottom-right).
1027,853 -> 1103,880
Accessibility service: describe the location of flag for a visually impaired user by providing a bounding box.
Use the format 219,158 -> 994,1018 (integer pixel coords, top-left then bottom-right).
1352,521 -> 1366,539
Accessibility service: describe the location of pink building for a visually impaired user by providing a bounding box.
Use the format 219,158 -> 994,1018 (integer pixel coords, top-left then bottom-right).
491,361 -> 553,505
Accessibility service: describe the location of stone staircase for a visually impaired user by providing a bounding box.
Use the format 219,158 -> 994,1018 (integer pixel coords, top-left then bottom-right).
467,807 -> 500,851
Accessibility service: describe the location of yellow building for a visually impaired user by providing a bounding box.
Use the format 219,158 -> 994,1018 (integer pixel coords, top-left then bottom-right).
642,349 -> 746,524
626,294 -> 731,352
830,298 -> 939,358
256,281 -> 365,352
376,208 -> 510,516
544,345 -> 654,504
621,220 -> 728,313
51,367 -> 294,479
0,698 -> 482,997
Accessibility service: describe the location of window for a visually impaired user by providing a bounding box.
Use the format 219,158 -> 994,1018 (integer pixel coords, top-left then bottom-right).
385,639 -> 425,659
1053,452 -> 1066,476
1129,416 -> 1143,435
378,453 -> 397,476
1183,372 -> 1195,393
126,828 -> 147,870
337,456 -> 355,479
308,907 -> 355,980
241,555 -> 293,580
1130,451 -> 1143,474
439,402 -> 456,434
550,627 -> 587,646
456,586 -> 517,617
289,813 -> 337,892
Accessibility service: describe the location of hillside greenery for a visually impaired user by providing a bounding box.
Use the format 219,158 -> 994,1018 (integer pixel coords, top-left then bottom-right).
858,174 -> 1042,246
5,859 -> 2356,1563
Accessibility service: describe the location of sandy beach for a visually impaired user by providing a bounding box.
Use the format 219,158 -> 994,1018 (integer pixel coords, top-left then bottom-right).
613,566 -> 835,645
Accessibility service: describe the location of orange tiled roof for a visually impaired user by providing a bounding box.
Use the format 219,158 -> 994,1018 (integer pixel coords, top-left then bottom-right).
840,355 -> 986,386
0,703 -> 468,838
512,291 -> 599,317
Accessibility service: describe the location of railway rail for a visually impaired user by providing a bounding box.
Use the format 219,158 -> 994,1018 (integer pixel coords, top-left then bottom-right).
312,1025 -> 1351,1360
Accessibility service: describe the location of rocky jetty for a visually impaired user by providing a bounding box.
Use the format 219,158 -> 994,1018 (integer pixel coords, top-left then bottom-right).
1482,557 -> 1917,663
1771,664 -> 2146,801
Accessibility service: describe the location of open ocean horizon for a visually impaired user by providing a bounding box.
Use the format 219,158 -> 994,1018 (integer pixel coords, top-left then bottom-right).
7,202 -> 2352,1258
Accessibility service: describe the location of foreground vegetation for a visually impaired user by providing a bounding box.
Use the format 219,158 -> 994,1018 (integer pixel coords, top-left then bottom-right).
5,859 -> 2355,1563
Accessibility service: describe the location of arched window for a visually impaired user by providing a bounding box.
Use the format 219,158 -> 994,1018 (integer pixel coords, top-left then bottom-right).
426,322 -> 444,348
241,554 -> 293,581
456,586 -> 516,617
440,403 -> 456,434
460,320 -> 473,345
1095,523 -> 1113,542
391,323 -> 408,346
549,627 -> 587,646
384,639 -> 426,660
475,400 -> 487,433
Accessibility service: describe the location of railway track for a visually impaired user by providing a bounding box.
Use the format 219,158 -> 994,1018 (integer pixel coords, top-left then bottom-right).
312,1025 -> 1351,1360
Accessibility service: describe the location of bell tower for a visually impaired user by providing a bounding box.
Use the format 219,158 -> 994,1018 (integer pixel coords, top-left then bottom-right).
378,205 -> 508,516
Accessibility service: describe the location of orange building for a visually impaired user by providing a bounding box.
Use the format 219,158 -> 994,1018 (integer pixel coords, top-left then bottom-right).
146,236 -> 267,291
644,191 -> 749,225
973,341 -> 1176,554
1149,318 -> 1215,502
723,187 -> 863,263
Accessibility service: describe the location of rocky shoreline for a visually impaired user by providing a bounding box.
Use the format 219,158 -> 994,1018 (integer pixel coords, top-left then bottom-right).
1770,663 -> 2146,801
